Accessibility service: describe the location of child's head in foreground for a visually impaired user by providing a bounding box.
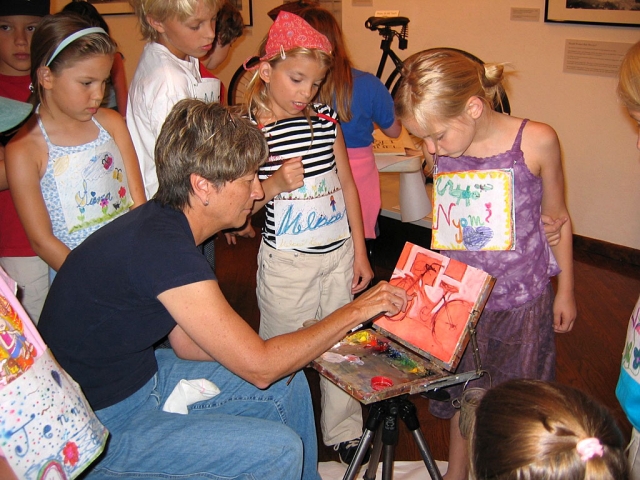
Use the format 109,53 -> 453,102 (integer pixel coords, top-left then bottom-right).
30,12 -> 115,107
470,379 -> 628,480
131,0 -> 221,46
245,11 -> 332,118
297,6 -> 352,121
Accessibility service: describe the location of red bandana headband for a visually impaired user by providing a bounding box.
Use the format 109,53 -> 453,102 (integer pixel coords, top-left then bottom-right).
243,11 -> 332,70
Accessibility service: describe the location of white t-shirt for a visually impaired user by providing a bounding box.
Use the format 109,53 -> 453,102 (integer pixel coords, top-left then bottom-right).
126,42 -> 219,198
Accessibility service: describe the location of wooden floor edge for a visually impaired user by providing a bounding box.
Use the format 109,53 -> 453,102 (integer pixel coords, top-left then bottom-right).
574,235 -> 640,267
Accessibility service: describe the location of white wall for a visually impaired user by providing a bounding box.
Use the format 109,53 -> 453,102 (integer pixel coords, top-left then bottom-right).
105,0 -> 640,249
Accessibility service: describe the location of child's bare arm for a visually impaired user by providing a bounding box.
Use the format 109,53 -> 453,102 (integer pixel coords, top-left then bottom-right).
541,214 -> 567,247
6,124 -> 71,271
334,126 -> 373,294
380,118 -> 402,139
251,157 -> 304,213
97,109 -> 147,207
111,52 -> 128,117
0,152 -> 7,191
527,121 -> 576,333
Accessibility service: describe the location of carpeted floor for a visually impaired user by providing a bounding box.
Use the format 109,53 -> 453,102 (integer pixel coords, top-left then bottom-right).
318,460 -> 448,479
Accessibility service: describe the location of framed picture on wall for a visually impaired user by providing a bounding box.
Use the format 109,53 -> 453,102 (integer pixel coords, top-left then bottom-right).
230,0 -> 253,26
87,0 -> 134,15
545,0 -> 640,27
50,0 -> 133,14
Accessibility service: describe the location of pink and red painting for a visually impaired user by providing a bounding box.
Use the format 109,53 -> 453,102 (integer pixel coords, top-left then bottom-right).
375,242 -> 494,370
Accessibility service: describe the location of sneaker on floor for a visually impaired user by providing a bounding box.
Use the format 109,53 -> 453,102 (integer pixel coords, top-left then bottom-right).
333,438 -> 371,466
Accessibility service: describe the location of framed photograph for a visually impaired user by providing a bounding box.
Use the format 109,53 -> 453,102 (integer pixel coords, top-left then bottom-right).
545,0 -> 640,27
87,0 -> 134,15
230,0 -> 253,26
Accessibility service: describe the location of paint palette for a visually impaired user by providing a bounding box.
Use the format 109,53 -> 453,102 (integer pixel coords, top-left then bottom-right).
312,329 -> 450,404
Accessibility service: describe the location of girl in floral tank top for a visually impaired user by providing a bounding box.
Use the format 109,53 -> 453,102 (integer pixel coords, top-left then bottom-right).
5,13 -> 145,279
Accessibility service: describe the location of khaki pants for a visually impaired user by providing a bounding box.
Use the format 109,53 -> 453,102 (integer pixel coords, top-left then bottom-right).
629,427 -> 640,480
257,238 -> 363,446
0,256 -> 49,324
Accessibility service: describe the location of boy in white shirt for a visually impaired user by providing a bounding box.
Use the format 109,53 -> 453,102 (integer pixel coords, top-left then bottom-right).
127,0 -> 221,198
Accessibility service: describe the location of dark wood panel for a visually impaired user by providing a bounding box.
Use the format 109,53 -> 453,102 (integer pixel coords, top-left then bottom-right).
574,234 -> 640,267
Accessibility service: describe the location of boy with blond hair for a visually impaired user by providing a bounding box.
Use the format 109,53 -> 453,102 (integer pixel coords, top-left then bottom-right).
127,0 -> 222,199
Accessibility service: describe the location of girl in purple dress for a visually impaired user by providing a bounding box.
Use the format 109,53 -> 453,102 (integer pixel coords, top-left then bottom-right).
394,49 -> 576,480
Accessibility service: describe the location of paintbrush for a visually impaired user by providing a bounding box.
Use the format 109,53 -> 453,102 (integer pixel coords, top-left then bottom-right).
286,312 -> 387,386
348,311 -> 386,333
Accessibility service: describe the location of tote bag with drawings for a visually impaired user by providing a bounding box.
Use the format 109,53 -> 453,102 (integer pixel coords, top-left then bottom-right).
0,267 -> 107,480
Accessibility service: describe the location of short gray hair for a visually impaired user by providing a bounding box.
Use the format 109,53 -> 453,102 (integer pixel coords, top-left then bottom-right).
154,99 -> 268,210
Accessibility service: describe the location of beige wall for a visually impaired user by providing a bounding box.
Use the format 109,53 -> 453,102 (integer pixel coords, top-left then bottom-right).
90,0 -> 640,249
100,14 -> 145,86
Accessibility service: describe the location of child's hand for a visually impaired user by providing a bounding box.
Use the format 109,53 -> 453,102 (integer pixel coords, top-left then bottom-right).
351,254 -> 374,295
542,214 -> 567,247
552,290 -> 577,333
224,218 -> 255,245
273,157 -> 304,194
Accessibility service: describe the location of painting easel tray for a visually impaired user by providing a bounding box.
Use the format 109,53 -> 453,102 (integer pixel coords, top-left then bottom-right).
311,242 -> 495,404
312,329 -> 451,404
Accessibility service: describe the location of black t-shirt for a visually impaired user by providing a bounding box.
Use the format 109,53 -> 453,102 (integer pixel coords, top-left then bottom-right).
38,201 -> 216,410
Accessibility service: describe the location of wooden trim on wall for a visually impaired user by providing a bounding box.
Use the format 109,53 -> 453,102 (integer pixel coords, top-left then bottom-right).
573,235 -> 640,267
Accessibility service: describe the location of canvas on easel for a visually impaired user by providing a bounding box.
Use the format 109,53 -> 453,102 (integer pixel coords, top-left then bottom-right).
312,242 -> 494,404
375,242 -> 495,371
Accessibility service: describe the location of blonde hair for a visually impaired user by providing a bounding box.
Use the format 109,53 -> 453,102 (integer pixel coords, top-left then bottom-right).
298,6 -> 353,122
245,38 -> 332,121
618,41 -> 640,110
470,380 -> 628,480
130,0 -> 221,42
394,48 -> 505,130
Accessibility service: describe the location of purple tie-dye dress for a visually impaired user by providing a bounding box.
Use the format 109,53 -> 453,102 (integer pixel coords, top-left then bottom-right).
429,119 -> 559,420
435,119 -> 560,311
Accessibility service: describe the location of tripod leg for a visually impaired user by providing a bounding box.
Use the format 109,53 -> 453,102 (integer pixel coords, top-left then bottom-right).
382,443 -> 396,480
410,430 -> 443,480
379,400 -> 401,480
344,403 -> 386,480
399,399 -> 443,480
364,425 -> 384,480
343,430 -> 375,480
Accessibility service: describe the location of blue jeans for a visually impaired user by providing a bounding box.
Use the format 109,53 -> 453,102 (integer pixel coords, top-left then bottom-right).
87,349 -> 321,480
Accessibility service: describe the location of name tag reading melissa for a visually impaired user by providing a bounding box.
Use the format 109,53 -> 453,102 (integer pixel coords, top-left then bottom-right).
273,169 -> 350,249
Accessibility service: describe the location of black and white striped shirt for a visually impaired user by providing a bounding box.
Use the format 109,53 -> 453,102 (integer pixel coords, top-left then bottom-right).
256,104 -> 349,254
